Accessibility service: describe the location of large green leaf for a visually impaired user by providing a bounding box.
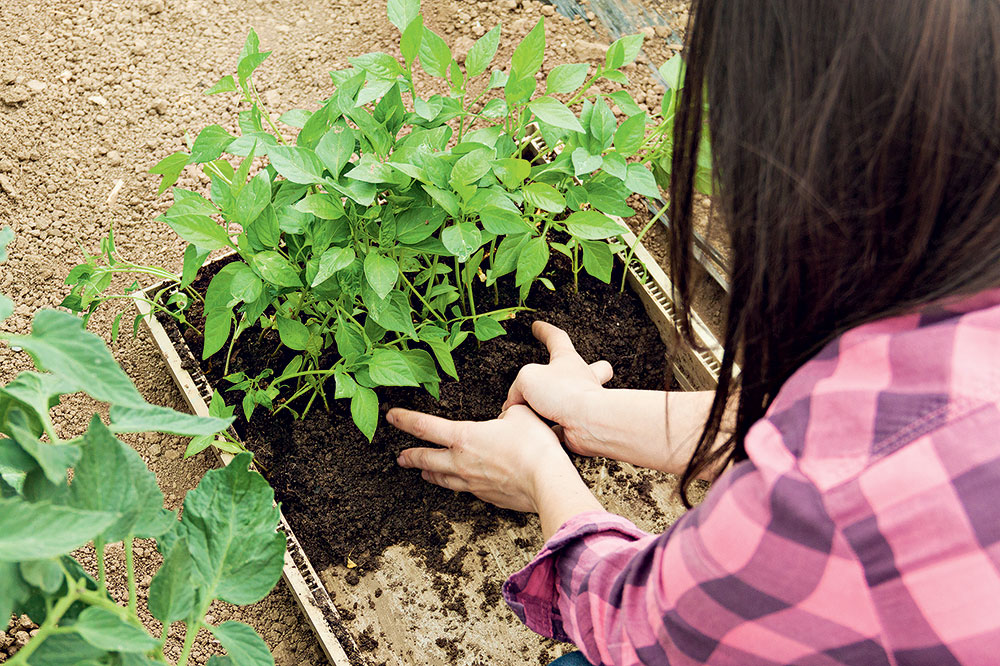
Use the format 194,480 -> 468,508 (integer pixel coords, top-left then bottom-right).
267,146 -> 326,185
312,246 -> 356,287
161,214 -> 233,251
315,125 -> 355,178
564,210 -> 625,240
190,125 -> 235,164
625,163 -> 660,198
70,416 -> 174,542
166,453 -> 284,605
523,182 -> 565,214
74,607 -> 160,653
148,537 -> 195,624
276,316 -> 310,351
441,223 -> 482,262
252,251 -> 302,288
212,621 -> 275,666
528,96 -> 583,133
546,63 -> 589,94
387,0 -> 420,31
369,349 -> 420,387
6,410 -> 78,485
26,634 -> 107,665
466,25 -> 501,78
613,111 -> 646,157
515,236 -> 549,287
0,497 -> 114,561
109,404 -> 233,437
580,239 -> 613,283
350,387 -> 379,441
510,18 -> 545,81
0,371 -> 74,434
419,26 -> 452,79
605,33 -> 644,70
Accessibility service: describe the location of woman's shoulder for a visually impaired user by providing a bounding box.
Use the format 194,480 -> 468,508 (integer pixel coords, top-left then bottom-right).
748,288 -> 1000,488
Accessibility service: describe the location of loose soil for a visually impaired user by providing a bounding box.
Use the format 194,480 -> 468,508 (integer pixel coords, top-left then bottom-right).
0,0 -> 694,662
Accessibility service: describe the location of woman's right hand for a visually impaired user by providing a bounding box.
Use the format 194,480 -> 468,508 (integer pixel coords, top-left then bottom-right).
502,321 -> 614,457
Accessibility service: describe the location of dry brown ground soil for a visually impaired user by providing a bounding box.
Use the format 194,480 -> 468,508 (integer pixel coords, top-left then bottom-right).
0,0 -> 689,662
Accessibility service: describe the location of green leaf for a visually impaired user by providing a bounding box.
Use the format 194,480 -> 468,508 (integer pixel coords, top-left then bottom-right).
450,148 -> 494,185
608,89 -> 643,117
6,410 -> 78,485
479,206 -> 532,235
191,125 -> 235,164
70,416 -> 174,542
312,246 -> 356,286
229,263 -> 263,303
421,184 -> 460,218
364,252 -> 399,299
387,0 -> 420,31
441,223 -> 483,262
212,622 -> 275,666
167,453 -> 284,605
523,182 -> 565,214
205,75 -> 238,95
315,125 -> 355,178
237,52 -> 271,90
625,162 -> 660,198
419,27 -> 452,78
276,316 -> 310,351
278,108 -> 312,128
6,310 -> 146,408
162,214 -> 232,251
396,206 -> 446,244
515,236 -> 549,287
350,387 -> 379,441
349,52 -> 404,79
425,339 -> 458,380
605,33 -> 644,70
148,538 -> 195,623
345,154 -> 398,184
401,15 -> 424,66
294,192 -> 344,220
234,170 -> 272,226
267,145 -> 325,184
546,63 -> 589,94
602,152 -> 628,181
614,111 -> 646,156
587,182 -> 635,217
589,99 -> 616,150
466,25 -> 501,78
369,349 -> 419,387
0,497 -> 114,560
19,559 -> 64,594
252,251 -> 302,288
571,148 -> 603,177
492,158 -> 531,189
510,18 -> 545,81
528,96 -> 584,133
74,607 -> 160,653
150,151 -> 190,195
580,239 -> 613,283
473,316 -> 506,341
565,210 -> 624,240
659,53 -> 685,90
181,244 -> 210,288
0,371 -> 73,436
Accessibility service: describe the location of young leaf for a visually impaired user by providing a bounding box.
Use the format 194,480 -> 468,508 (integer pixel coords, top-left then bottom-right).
364,252 -> 399,299
149,151 -> 190,195
659,53 -> 685,91
605,33 -> 644,70
465,25 -> 501,78
276,316 -> 310,351
350,387 -> 379,441
267,146 -> 326,184
190,125 -> 236,164
441,223 -> 483,262
387,0 -> 421,31
510,18 -> 545,81
252,251 -> 302,288
625,162 -> 660,198
312,246 -> 356,286
349,52 -> 405,80
368,348 -> 420,387
588,99 -> 616,150
419,27 -> 452,78
401,15 -> 424,66
473,316 -> 506,341
205,75 -> 238,95
315,125 -> 355,178
528,96 -> 584,133
523,182 -> 565,214
237,51 -> 271,90
425,339 -> 458,380
608,89 -> 643,117
571,148 -> 603,177
580,239 -> 613,283
161,214 -> 232,251
212,621 -> 275,666
546,62 -> 589,94
73,607 -> 161,653
515,236 -> 549,287
613,111 -> 646,157
565,210 -> 624,240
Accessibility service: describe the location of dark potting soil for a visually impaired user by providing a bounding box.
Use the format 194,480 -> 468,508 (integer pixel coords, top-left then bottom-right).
163,254 -> 669,587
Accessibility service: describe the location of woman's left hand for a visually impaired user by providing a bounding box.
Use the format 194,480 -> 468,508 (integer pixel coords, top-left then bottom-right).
389,404 -> 574,513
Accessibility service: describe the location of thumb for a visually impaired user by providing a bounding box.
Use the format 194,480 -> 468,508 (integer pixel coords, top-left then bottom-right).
588,360 -> 613,385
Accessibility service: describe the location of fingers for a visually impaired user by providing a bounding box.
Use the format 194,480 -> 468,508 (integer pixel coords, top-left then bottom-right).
421,470 -> 469,492
396,446 -> 458,475
532,321 -> 576,359
589,360 -> 614,385
387,408 -> 463,447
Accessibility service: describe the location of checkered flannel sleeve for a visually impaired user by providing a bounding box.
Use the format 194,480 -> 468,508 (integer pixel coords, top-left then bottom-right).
503,289 -> 1000,665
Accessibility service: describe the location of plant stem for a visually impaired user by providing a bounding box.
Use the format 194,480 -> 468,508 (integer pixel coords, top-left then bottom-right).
124,537 -> 138,617
177,620 -> 201,666
6,586 -> 79,665
95,536 -> 106,593
399,272 -> 447,323
619,202 -> 670,290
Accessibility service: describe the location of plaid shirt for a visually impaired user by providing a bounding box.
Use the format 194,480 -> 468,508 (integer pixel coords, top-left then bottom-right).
504,289 -> 1000,665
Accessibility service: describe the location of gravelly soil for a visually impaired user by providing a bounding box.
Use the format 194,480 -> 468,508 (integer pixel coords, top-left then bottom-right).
0,0 -> 689,662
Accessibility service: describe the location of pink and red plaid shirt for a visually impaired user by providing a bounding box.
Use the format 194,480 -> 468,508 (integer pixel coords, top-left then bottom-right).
504,289 -> 1000,665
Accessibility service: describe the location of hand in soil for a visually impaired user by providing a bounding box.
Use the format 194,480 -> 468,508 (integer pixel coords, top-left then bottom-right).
390,404 -> 578,514
503,321 -> 614,456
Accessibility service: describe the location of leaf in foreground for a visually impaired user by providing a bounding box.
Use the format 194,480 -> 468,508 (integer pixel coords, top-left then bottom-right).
212,621 -> 275,666
0,497 -> 114,561
73,607 -> 161,652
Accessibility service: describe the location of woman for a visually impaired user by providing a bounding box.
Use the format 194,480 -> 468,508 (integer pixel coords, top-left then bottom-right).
389,0 -> 1000,663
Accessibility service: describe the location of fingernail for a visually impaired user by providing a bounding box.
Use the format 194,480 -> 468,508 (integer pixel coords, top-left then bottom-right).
396,454 -> 405,466
387,410 -> 395,424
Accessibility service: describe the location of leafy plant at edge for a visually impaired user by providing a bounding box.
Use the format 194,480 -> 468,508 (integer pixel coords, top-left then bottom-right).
65,0 -> 712,442
0,228 -> 285,666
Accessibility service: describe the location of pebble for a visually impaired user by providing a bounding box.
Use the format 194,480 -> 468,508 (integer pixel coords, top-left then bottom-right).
540,4 -> 555,16
87,94 -> 108,106
107,150 -> 122,166
26,79 -> 46,92
14,630 -> 29,647
0,158 -> 13,172
0,174 -> 16,196
574,41 -> 607,62
149,98 -> 168,114
133,38 -> 148,55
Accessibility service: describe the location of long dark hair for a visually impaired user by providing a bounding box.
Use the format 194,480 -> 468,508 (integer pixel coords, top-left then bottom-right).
671,0 -> 1000,504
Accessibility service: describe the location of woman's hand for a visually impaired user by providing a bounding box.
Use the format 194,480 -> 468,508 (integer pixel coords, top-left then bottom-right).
502,321 -> 614,457
390,404 -> 572,513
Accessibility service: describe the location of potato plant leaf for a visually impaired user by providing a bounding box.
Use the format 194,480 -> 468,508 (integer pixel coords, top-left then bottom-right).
212,621 -> 275,666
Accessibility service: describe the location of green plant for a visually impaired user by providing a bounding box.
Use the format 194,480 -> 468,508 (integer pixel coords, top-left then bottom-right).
67,0 -> 678,440
1,228 -> 284,665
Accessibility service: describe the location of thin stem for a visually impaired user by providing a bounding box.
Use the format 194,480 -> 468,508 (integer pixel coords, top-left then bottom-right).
156,621 -> 171,660
177,620 -> 201,666
400,272 -> 447,323
619,203 -> 670,290
95,537 -> 106,593
249,79 -> 289,147
124,537 -> 137,617
6,585 -> 79,665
